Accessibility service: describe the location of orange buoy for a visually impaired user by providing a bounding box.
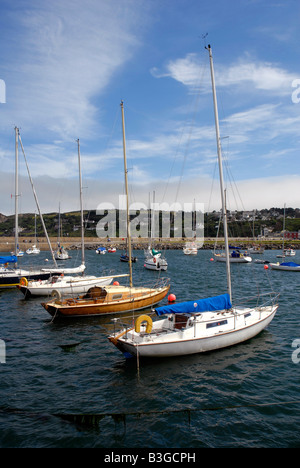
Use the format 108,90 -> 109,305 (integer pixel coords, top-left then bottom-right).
210,258 -> 214,261
264,265 -> 269,270
168,294 -> 176,303
113,281 -> 120,285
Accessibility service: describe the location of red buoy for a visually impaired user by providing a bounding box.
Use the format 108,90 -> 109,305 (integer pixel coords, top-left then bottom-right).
168,294 -> 176,303
264,265 -> 268,270
113,281 -> 120,286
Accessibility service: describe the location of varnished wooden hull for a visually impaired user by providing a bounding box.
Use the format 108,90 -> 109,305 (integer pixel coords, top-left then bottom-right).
41,284 -> 170,318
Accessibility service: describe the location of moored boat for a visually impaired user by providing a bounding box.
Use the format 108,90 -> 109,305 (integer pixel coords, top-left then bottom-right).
41,279 -> 170,318
108,44 -> 278,360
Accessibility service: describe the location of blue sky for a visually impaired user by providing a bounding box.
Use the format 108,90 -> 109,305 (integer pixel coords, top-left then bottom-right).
0,0 -> 299,215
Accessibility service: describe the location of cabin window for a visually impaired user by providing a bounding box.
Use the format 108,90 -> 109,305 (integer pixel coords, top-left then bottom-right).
244,313 -> 251,318
206,319 -> 228,329
112,294 -> 123,300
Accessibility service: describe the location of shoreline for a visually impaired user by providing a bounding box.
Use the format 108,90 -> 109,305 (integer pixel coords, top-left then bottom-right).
0,236 -> 299,252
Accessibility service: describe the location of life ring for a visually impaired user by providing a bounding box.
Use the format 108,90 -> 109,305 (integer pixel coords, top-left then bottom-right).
135,315 -> 153,334
51,289 -> 62,302
20,277 -> 28,287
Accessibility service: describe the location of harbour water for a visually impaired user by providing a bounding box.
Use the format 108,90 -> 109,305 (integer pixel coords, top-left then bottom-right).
0,248 -> 299,448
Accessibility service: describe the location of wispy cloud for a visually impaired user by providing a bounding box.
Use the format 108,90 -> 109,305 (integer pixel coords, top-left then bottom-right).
153,52 -> 297,96
0,0 -> 146,140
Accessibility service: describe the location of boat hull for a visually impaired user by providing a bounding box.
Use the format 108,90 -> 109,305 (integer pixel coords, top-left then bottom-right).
269,263 -> 300,271
112,305 -> 278,358
144,258 -> 168,271
214,254 -> 252,263
17,276 -> 113,298
0,271 -> 51,289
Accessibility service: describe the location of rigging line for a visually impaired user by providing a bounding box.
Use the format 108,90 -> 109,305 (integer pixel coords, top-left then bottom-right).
174,71 -> 207,204
163,59 -> 208,204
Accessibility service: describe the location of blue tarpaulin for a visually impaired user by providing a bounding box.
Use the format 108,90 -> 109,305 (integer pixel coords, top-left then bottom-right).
0,255 -> 17,264
155,293 -> 232,316
280,262 -> 300,267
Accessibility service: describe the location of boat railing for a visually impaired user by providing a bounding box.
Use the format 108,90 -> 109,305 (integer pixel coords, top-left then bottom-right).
233,291 -> 280,310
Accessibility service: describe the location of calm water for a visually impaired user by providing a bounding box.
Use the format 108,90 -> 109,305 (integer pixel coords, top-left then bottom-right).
0,248 -> 300,448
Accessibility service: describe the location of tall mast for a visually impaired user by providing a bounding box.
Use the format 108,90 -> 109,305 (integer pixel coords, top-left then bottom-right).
207,44 -> 232,301
14,127 -> 19,257
77,139 -> 85,267
120,101 -> 132,287
18,132 -> 58,267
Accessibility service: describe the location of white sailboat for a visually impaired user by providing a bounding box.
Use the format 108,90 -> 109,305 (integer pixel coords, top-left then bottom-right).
109,44 -> 279,359
144,247 -> 168,271
144,192 -> 168,271
0,128 -> 51,289
26,213 -> 40,255
270,204 -> 298,271
214,249 -> 252,263
17,139 -> 122,298
55,204 -> 70,260
183,242 -> 198,255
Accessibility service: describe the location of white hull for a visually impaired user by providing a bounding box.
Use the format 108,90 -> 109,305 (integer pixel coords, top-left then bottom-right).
269,263 -> 300,271
112,305 -> 278,358
144,258 -> 168,271
18,275 -> 116,297
183,249 -> 197,255
214,254 -> 252,263
26,246 -> 40,255
183,242 -> 198,255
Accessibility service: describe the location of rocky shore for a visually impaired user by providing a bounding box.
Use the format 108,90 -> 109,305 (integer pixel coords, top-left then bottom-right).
0,236 -> 299,252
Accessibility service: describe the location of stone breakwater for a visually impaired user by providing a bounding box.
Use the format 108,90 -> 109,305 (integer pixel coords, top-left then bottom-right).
0,237 -> 299,252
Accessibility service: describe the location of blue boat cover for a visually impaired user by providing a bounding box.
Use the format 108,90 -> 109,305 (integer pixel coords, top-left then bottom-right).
280,262 -> 300,267
155,293 -> 232,316
0,255 -> 17,264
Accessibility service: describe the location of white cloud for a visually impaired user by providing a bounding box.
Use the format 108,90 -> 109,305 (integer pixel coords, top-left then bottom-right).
0,0 -> 145,140
154,52 -> 297,96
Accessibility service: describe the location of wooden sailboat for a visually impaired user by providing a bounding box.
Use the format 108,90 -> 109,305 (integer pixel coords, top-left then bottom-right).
41,102 -> 170,317
108,45 -> 279,358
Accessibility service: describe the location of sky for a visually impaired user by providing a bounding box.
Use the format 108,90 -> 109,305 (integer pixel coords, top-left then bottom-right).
0,0 -> 299,216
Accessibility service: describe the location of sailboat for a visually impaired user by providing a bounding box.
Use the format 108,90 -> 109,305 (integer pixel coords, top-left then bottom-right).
0,128 -> 51,289
270,205 -> 299,271
108,45 -> 279,358
144,192 -> 168,270
55,204 -> 70,260
41,102 -> 170,317
17,139 -> 123,298
183,242 -> 198,255
26,213 -> 40,255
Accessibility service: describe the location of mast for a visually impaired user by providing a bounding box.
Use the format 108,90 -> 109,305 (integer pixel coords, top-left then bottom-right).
120,101 -> 132,287
77,139 -> 85,267
207,44 -> 232,301
14,127 -> 19,257
18,132 -> 58,267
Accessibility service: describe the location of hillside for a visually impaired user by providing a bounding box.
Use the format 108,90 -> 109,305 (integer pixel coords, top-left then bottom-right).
0,207 -> 299,239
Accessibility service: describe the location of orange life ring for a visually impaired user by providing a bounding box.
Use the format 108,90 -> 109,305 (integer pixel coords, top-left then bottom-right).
20,277 -> 28,287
